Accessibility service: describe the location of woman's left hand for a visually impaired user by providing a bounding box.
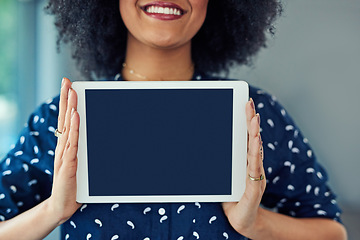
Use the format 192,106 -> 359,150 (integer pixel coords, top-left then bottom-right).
222,98 -> 266,237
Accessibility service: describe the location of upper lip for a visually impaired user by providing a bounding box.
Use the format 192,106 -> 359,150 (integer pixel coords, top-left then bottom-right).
140,1 -> 187,15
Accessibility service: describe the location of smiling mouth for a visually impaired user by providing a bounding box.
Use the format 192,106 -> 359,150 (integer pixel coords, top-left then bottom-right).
143,5 -> 183,15
140,2 -> 187,19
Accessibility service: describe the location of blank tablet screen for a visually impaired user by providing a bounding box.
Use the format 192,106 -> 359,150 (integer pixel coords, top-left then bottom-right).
85,89 -> 233,196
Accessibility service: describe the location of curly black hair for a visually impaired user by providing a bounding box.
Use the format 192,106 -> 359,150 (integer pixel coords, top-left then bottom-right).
45,0 -> 282,79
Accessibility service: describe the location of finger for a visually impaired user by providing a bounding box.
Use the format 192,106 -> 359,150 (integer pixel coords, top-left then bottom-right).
62,109 -> 80,177
54,78 -> 72,175
246,98 -> 256,127
246,114 -> 266,200
59,88 -> 78,159
246,98 -> 256,152
247,114 -> 261,166
57,78 -> 72,137
55,87 -> 78,174
248,114 -> 261,154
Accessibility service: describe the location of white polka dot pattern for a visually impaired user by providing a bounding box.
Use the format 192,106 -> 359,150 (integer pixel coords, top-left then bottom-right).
0,78 -> 342,239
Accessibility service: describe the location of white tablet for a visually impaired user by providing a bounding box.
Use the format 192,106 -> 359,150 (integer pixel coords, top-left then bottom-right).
73,80 -> 248,203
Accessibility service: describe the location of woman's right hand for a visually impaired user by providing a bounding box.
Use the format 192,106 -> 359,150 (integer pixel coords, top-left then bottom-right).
0,77 -> 81,239
49,77 -> 81,224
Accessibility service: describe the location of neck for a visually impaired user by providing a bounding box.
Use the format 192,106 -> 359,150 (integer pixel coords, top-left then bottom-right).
122,33 -> 194,81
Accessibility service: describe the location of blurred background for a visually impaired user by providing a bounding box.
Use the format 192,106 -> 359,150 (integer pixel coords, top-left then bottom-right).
0,0 -> 359,239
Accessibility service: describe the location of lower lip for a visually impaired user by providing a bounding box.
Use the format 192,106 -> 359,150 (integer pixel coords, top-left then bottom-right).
142,10 -> 184,21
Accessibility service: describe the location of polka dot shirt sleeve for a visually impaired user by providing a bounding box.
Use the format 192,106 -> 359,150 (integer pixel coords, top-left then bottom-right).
250,87 -> 342,222
0,96 -> 59,221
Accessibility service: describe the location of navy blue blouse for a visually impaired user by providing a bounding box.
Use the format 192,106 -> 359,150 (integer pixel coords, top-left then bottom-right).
0,74 -> 342,240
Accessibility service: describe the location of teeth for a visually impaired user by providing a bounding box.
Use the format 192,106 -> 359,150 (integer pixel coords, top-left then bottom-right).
145,6 -> 182,15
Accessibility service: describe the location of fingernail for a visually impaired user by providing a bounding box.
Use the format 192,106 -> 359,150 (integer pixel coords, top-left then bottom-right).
61,78 -> 65,87
256,113 -> 260,125
71,108 -> 75,118
250,98 -> 255,110
258,132 -> 262,144
257,132 -> 262,145
68,88 -> 72,97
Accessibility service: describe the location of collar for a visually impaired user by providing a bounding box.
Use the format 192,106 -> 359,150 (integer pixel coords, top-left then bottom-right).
113,71 -> 207,81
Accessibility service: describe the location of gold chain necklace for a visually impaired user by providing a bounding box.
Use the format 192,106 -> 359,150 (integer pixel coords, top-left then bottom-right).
122,62 -> 194,81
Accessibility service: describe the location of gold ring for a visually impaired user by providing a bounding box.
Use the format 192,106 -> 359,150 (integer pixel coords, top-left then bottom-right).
248,174 -> 264,181
54,129 -> 63,138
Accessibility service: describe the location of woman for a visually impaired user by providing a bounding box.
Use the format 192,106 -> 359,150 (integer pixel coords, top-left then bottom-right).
0,0 -> 347,239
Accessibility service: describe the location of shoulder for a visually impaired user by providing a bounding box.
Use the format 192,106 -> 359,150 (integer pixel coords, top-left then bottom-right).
248,85 -> 311,170
198,75 -> 297,144
249,85 -> 293,131
24,95 -> 60,140
248,85 -> 303,152
0,95 -> 60,219
5,95 -> 60,168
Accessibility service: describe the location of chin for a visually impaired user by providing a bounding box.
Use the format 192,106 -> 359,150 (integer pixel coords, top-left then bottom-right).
146,33 -> 187,49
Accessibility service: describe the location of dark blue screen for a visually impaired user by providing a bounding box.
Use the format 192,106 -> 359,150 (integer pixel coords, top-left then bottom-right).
85,89 -> 233,196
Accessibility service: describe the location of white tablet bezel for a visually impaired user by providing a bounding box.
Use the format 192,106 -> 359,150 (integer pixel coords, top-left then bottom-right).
73,80 -> 248,203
